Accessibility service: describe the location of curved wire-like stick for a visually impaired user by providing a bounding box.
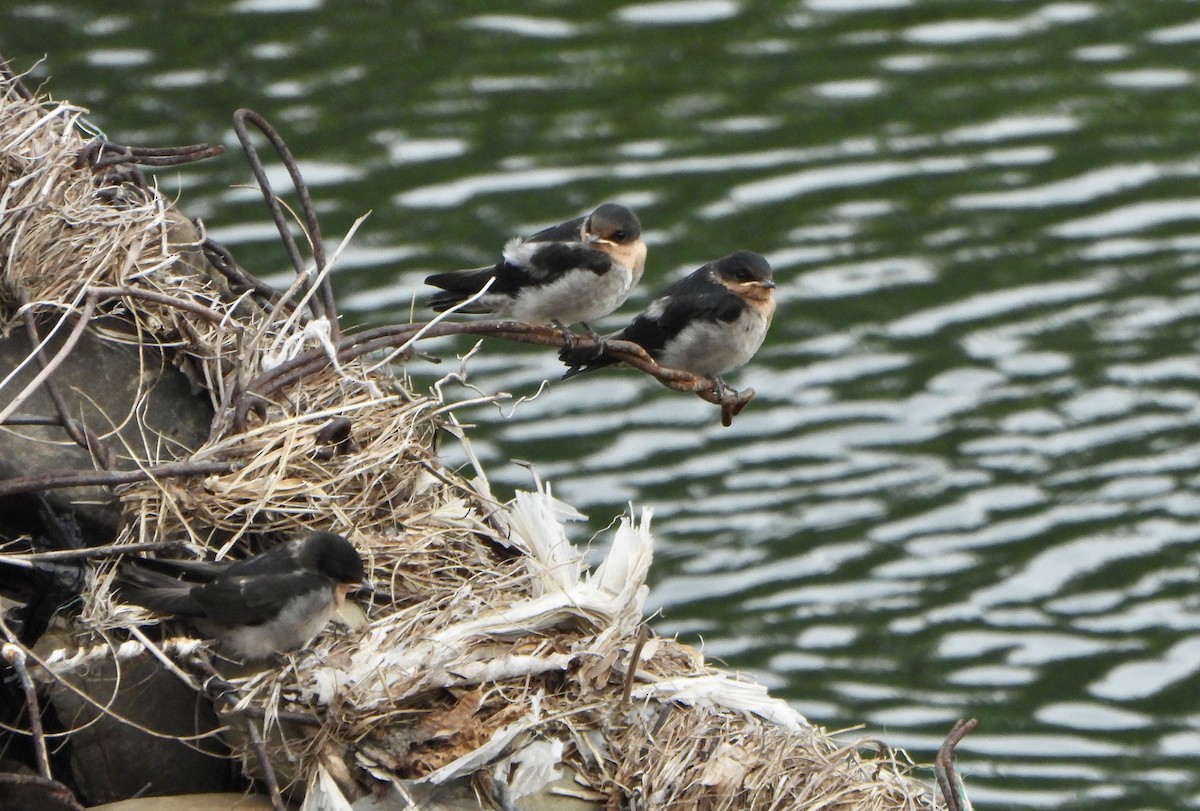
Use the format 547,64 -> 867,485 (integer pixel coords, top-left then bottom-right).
88,286 -> 229,325
935,718 -> 977,811
231,109 -> 340,343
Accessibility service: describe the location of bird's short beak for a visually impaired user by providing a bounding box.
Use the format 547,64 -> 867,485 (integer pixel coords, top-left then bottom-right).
759,280 -> 777,289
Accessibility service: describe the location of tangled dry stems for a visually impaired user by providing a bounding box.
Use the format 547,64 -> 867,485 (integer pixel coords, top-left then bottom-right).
0,70 -> 942,809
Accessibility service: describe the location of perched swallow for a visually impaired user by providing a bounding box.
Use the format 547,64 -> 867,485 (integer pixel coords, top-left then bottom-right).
560,250 -> 776,387
119,530 -> 365,661
424,203 -> 647,330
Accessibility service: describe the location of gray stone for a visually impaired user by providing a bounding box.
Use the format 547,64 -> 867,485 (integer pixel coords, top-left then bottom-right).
0,317 -> 213,532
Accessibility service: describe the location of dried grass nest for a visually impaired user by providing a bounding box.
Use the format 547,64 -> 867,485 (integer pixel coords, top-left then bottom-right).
0,70 -> 949,810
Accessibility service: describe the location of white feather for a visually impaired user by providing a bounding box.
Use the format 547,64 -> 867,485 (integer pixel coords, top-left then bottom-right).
507,486 -> 586,595
631,674 -> 809,732
302,764 -> 353,811
303,488 -> 656,707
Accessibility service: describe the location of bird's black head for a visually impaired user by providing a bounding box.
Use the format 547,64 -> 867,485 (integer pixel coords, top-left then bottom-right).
585,203 -> 642,245
301,531 -> 365,584
712,251 -> 776,305
713,251 -> 773,285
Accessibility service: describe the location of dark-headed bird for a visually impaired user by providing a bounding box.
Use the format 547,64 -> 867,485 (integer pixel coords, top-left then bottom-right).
560,250 -> 776,389
424,203 -> 646,332
118,530 -> 365,661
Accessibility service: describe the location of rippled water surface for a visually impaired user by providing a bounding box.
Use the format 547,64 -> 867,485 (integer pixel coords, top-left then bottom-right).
7,2 -> 1200,807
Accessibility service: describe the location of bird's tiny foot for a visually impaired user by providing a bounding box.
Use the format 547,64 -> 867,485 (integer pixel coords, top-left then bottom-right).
552,320 -> 578,351
578,322 -> 606,359
712,377 -> 735,399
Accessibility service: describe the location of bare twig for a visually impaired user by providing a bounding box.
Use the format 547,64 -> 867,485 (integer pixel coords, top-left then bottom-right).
0,541 -> 191,565
0,53 -> 36,102
89,286 -> 230,325
935,717 -> 977,811
75,140 -> 223,190
188,658 -> 288,810
200,235 -> 288,309
1,414 -> 66,426
1,643 -> 52,779
0,459 -> 237,499
622,625 -> 651,706
76,140 -> 224,171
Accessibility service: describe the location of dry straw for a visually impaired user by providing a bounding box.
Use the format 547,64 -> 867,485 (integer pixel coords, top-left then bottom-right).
0,68 -> 947,809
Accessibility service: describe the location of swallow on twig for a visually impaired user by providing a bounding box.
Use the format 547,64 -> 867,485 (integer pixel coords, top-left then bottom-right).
560,250 -> 776,391
424,203 -> 646,335
118,530 -> 365,661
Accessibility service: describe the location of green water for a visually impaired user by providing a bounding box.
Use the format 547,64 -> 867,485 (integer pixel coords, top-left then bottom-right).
7,1 -> 1200,807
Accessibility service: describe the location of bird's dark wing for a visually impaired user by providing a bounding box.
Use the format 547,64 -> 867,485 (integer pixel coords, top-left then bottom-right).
131,556 -> 234,581
117,565 -> 208,617
492,242 -> 613,290
560,283 -> 742,375
131,540 -> 301,582
523,215 -> 585,244
218,541 -> 305,578
426,266 -> 502,312
622,288 -> 743,353
191,571 -> 331,626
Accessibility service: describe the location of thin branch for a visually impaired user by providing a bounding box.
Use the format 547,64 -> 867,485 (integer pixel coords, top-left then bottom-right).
188,658 -> 287,811
200,236 -> 288,309
88,286 -> 230,325
1,414 -> 65,426
0,459 -> 237,499
1,643 -> 52,779
622,625 -> 651,707
0,53 -> 36,101
1,541 -> 191,565
233,321 -> 755,431
76,140 -> 224,171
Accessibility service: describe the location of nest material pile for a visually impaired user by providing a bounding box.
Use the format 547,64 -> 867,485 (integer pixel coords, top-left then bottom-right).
0,70 -> 945,810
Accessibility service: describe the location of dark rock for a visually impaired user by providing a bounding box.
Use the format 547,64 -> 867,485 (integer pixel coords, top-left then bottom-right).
0,317 -> 213,534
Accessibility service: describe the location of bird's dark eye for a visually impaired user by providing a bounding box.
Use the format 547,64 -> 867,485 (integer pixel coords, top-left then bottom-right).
612,230 -> 627,242
734,270 -> 752,281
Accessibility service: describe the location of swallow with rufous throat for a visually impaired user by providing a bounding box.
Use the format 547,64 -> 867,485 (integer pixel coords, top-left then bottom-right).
560,250 -> 776,390
118,530 -> 365,661
425,203 -> 646,334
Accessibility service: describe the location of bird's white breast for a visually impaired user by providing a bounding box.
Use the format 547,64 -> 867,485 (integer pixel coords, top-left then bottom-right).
215,590 -> 337,660
656,306 -> 771,377
509,263 -> 636,325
